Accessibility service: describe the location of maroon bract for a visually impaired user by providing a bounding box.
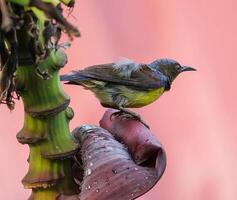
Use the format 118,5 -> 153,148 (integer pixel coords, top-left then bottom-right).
100,109 -> 166,170
72,109 -> 166,200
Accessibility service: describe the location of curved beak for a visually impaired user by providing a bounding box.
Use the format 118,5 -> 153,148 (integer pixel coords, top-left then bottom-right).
180,66 -> 197,72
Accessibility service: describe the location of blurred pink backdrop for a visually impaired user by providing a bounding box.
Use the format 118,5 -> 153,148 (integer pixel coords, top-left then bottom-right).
1,0 -> 237,199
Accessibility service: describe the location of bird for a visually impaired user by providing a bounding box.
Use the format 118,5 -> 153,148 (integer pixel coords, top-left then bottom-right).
60,58 -> 196,128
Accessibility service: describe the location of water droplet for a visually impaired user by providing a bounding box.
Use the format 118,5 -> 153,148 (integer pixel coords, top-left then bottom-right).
112,169 -> 117,174
86,168 -> 92,176
89,162 -> 93,167
130,193 -> 134,197
85,185 -> 91,190
96,189 -> 100,193
88,155 -> 92,159
134,167 -> 138,171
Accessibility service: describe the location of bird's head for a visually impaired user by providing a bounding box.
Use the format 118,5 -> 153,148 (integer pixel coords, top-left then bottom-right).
149,58 -> 196,83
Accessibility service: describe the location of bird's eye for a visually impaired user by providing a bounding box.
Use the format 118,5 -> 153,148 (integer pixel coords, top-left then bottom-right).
175,65 -> 182,71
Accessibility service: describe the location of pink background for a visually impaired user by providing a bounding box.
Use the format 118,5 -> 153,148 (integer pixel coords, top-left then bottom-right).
0,0 -> 237,199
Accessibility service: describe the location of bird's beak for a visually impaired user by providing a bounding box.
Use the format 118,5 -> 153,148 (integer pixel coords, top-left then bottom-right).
180,66 -> 197,72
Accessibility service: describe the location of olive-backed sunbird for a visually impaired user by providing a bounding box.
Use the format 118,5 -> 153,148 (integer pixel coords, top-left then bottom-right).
60,58 -> 196,127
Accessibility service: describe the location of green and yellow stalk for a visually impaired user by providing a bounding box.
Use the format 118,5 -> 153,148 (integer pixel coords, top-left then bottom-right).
15,47 -> 79,199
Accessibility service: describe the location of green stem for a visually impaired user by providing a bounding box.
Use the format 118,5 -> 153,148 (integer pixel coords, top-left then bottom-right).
15,48 -> 79,199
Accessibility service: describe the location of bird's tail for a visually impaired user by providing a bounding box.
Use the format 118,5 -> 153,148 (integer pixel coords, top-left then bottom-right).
60,71 -> 88,85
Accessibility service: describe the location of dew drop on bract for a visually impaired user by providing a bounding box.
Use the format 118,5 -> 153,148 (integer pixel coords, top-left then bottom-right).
86,185 -> 91,190
86,168 -> 92,176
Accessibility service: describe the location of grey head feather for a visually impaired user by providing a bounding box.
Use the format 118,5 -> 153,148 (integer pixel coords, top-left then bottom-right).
113,58 -> 140,79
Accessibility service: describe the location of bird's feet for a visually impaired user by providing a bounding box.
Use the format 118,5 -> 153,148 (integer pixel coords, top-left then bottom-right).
110,109 -> 150,129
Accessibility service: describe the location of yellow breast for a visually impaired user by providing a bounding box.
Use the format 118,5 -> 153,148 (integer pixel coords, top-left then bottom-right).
123,87 -> 165,108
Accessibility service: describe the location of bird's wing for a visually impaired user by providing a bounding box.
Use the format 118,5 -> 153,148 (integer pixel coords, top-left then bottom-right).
63,62 -> 168,90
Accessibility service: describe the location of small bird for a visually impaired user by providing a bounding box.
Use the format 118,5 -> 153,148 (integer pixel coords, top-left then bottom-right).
60,58 -> 196,127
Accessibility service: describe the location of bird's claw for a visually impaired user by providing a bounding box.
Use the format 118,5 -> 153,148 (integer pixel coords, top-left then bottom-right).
110,111 -> 123,121
123,114 -> 150,129
110,111 -> 150,129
